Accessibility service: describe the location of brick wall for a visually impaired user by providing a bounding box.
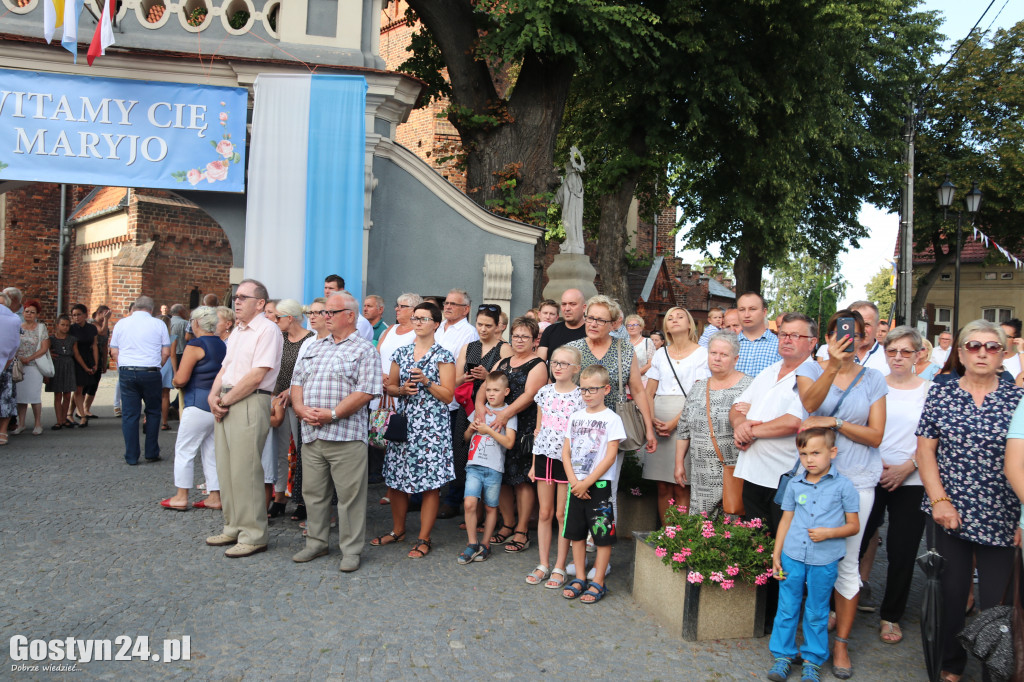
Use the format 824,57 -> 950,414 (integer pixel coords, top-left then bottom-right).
1,184 -> 63,321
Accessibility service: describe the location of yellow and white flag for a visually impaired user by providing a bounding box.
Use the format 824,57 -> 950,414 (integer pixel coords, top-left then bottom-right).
43,0 -> 66,44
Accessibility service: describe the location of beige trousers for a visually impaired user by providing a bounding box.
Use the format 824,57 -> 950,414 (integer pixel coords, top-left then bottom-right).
301,439 -> 368,558
214,392 -> 272,546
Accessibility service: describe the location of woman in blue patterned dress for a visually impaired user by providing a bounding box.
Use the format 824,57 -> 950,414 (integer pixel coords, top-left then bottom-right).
375,301 -> 455,559
917,319 -> 1023,682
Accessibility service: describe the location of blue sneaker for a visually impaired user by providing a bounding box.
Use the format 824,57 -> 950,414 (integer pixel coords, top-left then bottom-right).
767,657 -> 792,681
800,662 -> 820,682
473,545 -> 491,562
457,544 -> 481,565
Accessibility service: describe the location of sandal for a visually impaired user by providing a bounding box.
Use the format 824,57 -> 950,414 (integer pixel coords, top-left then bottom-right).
267,502 -> 287,518
290,505 -> 307,521
580,581 -> 608,604
879,620 -> 903,644
50,424 -> 62,430
457,544 -> 482,565
0,433 -> 7,445
408,538 -> 432,559
490,523 -> 515,545
545,568 -> 568,589
562,578 -> 587,600
504,531 -> 530,553
831,636 -> 853,680
370,531 -> 405,546
525,565 -> 551,585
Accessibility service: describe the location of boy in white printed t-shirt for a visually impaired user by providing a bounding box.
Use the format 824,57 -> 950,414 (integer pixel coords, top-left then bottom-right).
459,372 -> 517,564
561,365 -> 625,604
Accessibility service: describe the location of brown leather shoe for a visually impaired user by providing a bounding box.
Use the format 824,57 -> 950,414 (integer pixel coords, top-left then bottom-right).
224,543 -> 268,558
205,533 -> 238,547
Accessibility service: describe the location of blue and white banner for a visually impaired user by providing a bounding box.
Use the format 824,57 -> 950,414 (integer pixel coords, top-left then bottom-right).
243,74 -> 367,304
0,68 -> 247,192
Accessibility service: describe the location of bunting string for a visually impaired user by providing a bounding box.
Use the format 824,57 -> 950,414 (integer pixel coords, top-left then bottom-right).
972,226 -> 1023,269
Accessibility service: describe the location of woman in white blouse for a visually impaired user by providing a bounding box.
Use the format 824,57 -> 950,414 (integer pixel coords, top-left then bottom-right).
626,314 -> 655,383
644,307 -> 710,520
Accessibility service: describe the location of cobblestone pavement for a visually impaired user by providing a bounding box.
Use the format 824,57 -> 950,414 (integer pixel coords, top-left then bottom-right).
1,375 -> 978,680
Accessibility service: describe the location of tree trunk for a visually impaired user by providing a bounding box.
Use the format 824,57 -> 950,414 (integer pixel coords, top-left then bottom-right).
910,237 -> 955,326
596,172 -> 643,314
734,239 -> 766,295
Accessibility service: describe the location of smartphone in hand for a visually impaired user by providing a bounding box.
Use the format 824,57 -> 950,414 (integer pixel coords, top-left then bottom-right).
837,317 -> 856,352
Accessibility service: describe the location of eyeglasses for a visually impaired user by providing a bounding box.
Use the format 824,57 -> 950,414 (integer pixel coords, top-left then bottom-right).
478,304 -> 501,313
885,348 -> 917,358
411,316 -> 434,324
580,385 -> 609,395
550,360 -> 578,369
233,294 -> 259,303
963,340 -> 1004,353
322,309 -> 356,318
625,323 -> 642,329
309,310 -> 326,317
443,300 -> 468,308
778,332 -> 815,342
511,334 -> 534,342
585,315 -> 612,326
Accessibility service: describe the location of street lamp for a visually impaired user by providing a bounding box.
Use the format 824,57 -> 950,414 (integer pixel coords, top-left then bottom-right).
936,176 -> 982,335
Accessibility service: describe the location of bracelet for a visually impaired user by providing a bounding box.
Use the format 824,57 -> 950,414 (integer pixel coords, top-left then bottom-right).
930,496 -> 951,507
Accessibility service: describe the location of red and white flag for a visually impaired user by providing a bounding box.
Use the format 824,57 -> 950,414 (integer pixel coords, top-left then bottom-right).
86,0 -> 115,66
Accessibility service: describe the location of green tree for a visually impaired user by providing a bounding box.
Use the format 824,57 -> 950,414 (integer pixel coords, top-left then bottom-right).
763,251 -> 846,339
865,266 -> 897,320
909,22 -> 1024,323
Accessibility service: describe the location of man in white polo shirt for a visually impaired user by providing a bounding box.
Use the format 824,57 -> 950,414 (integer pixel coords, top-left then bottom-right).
109,296 -> 171,465
931,330 -> 953,367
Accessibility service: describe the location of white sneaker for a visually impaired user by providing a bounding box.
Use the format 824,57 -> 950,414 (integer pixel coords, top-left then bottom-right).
11,426 -> 25,435
587,563 -> 611,580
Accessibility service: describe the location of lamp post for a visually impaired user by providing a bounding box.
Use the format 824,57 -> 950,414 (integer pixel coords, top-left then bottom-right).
937,176 -> 982,335
817,280 -> 840,343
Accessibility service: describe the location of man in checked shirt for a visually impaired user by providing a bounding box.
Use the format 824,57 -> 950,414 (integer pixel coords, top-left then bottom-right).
289,291 -> 381,573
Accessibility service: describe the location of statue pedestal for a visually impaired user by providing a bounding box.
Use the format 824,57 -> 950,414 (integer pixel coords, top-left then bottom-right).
543,253 -> 598,303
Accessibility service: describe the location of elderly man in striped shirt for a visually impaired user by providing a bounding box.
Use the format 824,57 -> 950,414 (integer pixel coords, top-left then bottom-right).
290,291 -> 381,573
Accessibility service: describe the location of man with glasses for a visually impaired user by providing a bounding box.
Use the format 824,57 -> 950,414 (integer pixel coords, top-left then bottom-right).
735,292 -> 780,376
205,279 -> 283,558
730,312 -> 817,630
538,288 -> 587,361
362,295 -> 388,347
290,292 -> 380,572
849,300 -> 889,376
931,330 -> 953,367
434,289 -> 480,519
109,296 -> 171,464
322,274 -> 374,342
1001,319 -> 1023,382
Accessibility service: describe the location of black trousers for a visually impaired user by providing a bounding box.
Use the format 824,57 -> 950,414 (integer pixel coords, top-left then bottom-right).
743,480 -> 785,629
858,484 -> 927,622
933,525 -> 1015,678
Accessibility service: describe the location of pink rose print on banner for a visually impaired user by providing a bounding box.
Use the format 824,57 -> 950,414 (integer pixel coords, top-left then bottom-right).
172,105 -> 241,186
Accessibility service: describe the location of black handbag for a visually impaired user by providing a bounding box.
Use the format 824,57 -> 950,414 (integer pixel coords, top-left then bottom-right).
383,413 -> 408,442
957,547 -> 1024,682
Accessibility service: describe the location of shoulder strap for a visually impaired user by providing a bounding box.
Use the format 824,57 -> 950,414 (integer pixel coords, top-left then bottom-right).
663,347 -> 687,397
705,380 -> 725,463
829,365 -> 868,417
616,339 -> 626,399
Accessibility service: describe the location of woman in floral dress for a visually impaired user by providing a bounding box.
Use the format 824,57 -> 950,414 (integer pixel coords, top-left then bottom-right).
375,301 -> 455,559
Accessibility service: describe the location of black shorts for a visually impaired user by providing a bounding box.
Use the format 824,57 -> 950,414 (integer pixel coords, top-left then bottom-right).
533,454 -> 567,483
562,479 -> 616,546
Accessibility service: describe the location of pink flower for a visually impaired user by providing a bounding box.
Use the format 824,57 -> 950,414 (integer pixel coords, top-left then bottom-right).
754,574 -> 768,586
664,527 -> 676,539
726,565 -> 740,576
680,547 -> 692,559
672,552 -> 686,563
630,487 -> 641,496
219,112 -> 228,122
721,579 -> 735,591
701,521 -> 715,538
723,516 -> 731,525
710,571 -> 724,583
723,531 -> 731,539
216,139 -> 235,158
676,505 -> 687,513
687,571 -> 703,584
756,545 -> 764,553
205,160 -> 228,182
750,518 -> 763,528
667,498 -> 675,505
220,101 -> 226,106
186,168 -> 205,185
655,546 -> 667,558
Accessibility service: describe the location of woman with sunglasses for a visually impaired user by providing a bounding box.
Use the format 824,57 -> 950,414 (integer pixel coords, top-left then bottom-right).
376,301 -> 455,559
265,299 -> 313,518
916,320 -> 1023,682
794,309 -> 887,679
855,326 -> 931,646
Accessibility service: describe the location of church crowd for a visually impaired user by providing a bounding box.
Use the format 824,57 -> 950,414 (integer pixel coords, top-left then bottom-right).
1,278 -> 1024,682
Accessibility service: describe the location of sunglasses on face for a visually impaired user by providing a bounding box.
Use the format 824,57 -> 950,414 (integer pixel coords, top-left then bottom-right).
963,340 -> 1003,354
885,348 -> 917,358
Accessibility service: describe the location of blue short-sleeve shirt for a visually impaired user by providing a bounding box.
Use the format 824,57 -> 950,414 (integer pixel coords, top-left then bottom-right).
781,469 -> 859,566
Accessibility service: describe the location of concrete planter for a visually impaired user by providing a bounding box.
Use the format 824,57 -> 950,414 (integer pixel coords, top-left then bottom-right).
616,494 -> 659,540
632,533 -> 765,641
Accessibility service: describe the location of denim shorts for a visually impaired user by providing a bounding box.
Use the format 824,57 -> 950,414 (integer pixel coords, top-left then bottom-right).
464,464 -> 502,508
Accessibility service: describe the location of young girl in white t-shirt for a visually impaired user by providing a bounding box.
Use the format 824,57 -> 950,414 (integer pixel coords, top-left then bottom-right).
525,345 -> 584,589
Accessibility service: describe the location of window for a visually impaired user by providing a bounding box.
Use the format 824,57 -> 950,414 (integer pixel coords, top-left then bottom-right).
983,307 -> 1013,324
985,272 -> 998,280
935,307 -> 952,333
1001,272 -> 1014,280
940,273 -> 952,281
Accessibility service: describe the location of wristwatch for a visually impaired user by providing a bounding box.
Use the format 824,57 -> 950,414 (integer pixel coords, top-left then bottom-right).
423,378 -> 433,388
834,418 -> 844,431
330,408 -> 339,423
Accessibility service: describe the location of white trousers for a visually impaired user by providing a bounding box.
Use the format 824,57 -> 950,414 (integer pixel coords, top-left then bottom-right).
173,406 -> 219,491
834,487 -> 875,600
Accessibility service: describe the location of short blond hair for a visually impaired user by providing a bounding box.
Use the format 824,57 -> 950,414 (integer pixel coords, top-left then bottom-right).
580,364 -> 610,385
585,295 -> 622,324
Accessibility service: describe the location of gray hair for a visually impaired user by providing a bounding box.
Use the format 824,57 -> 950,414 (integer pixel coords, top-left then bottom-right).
364,294 -> 385,308
170,303 -> 186,316
883,325 -> 923,351
133,295 -> 155,312
960,319 -> 1008,351
3,287 -> 22,304
275,299 -> 304,319
707,330 -> 740,356
189,306 -> 219,334
397,292 -> 423,307
447,288 -> 471,307
0,293 -> 10,308
238,278 -> 269,302
849,300 -> 879,321
585,295 -> 622,324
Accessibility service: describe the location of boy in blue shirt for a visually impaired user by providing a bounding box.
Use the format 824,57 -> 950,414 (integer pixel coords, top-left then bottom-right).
768,427 -> 859,682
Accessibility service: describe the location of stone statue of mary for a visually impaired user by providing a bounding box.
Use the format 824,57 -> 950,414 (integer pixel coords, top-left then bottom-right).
555,146 -> 585,255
